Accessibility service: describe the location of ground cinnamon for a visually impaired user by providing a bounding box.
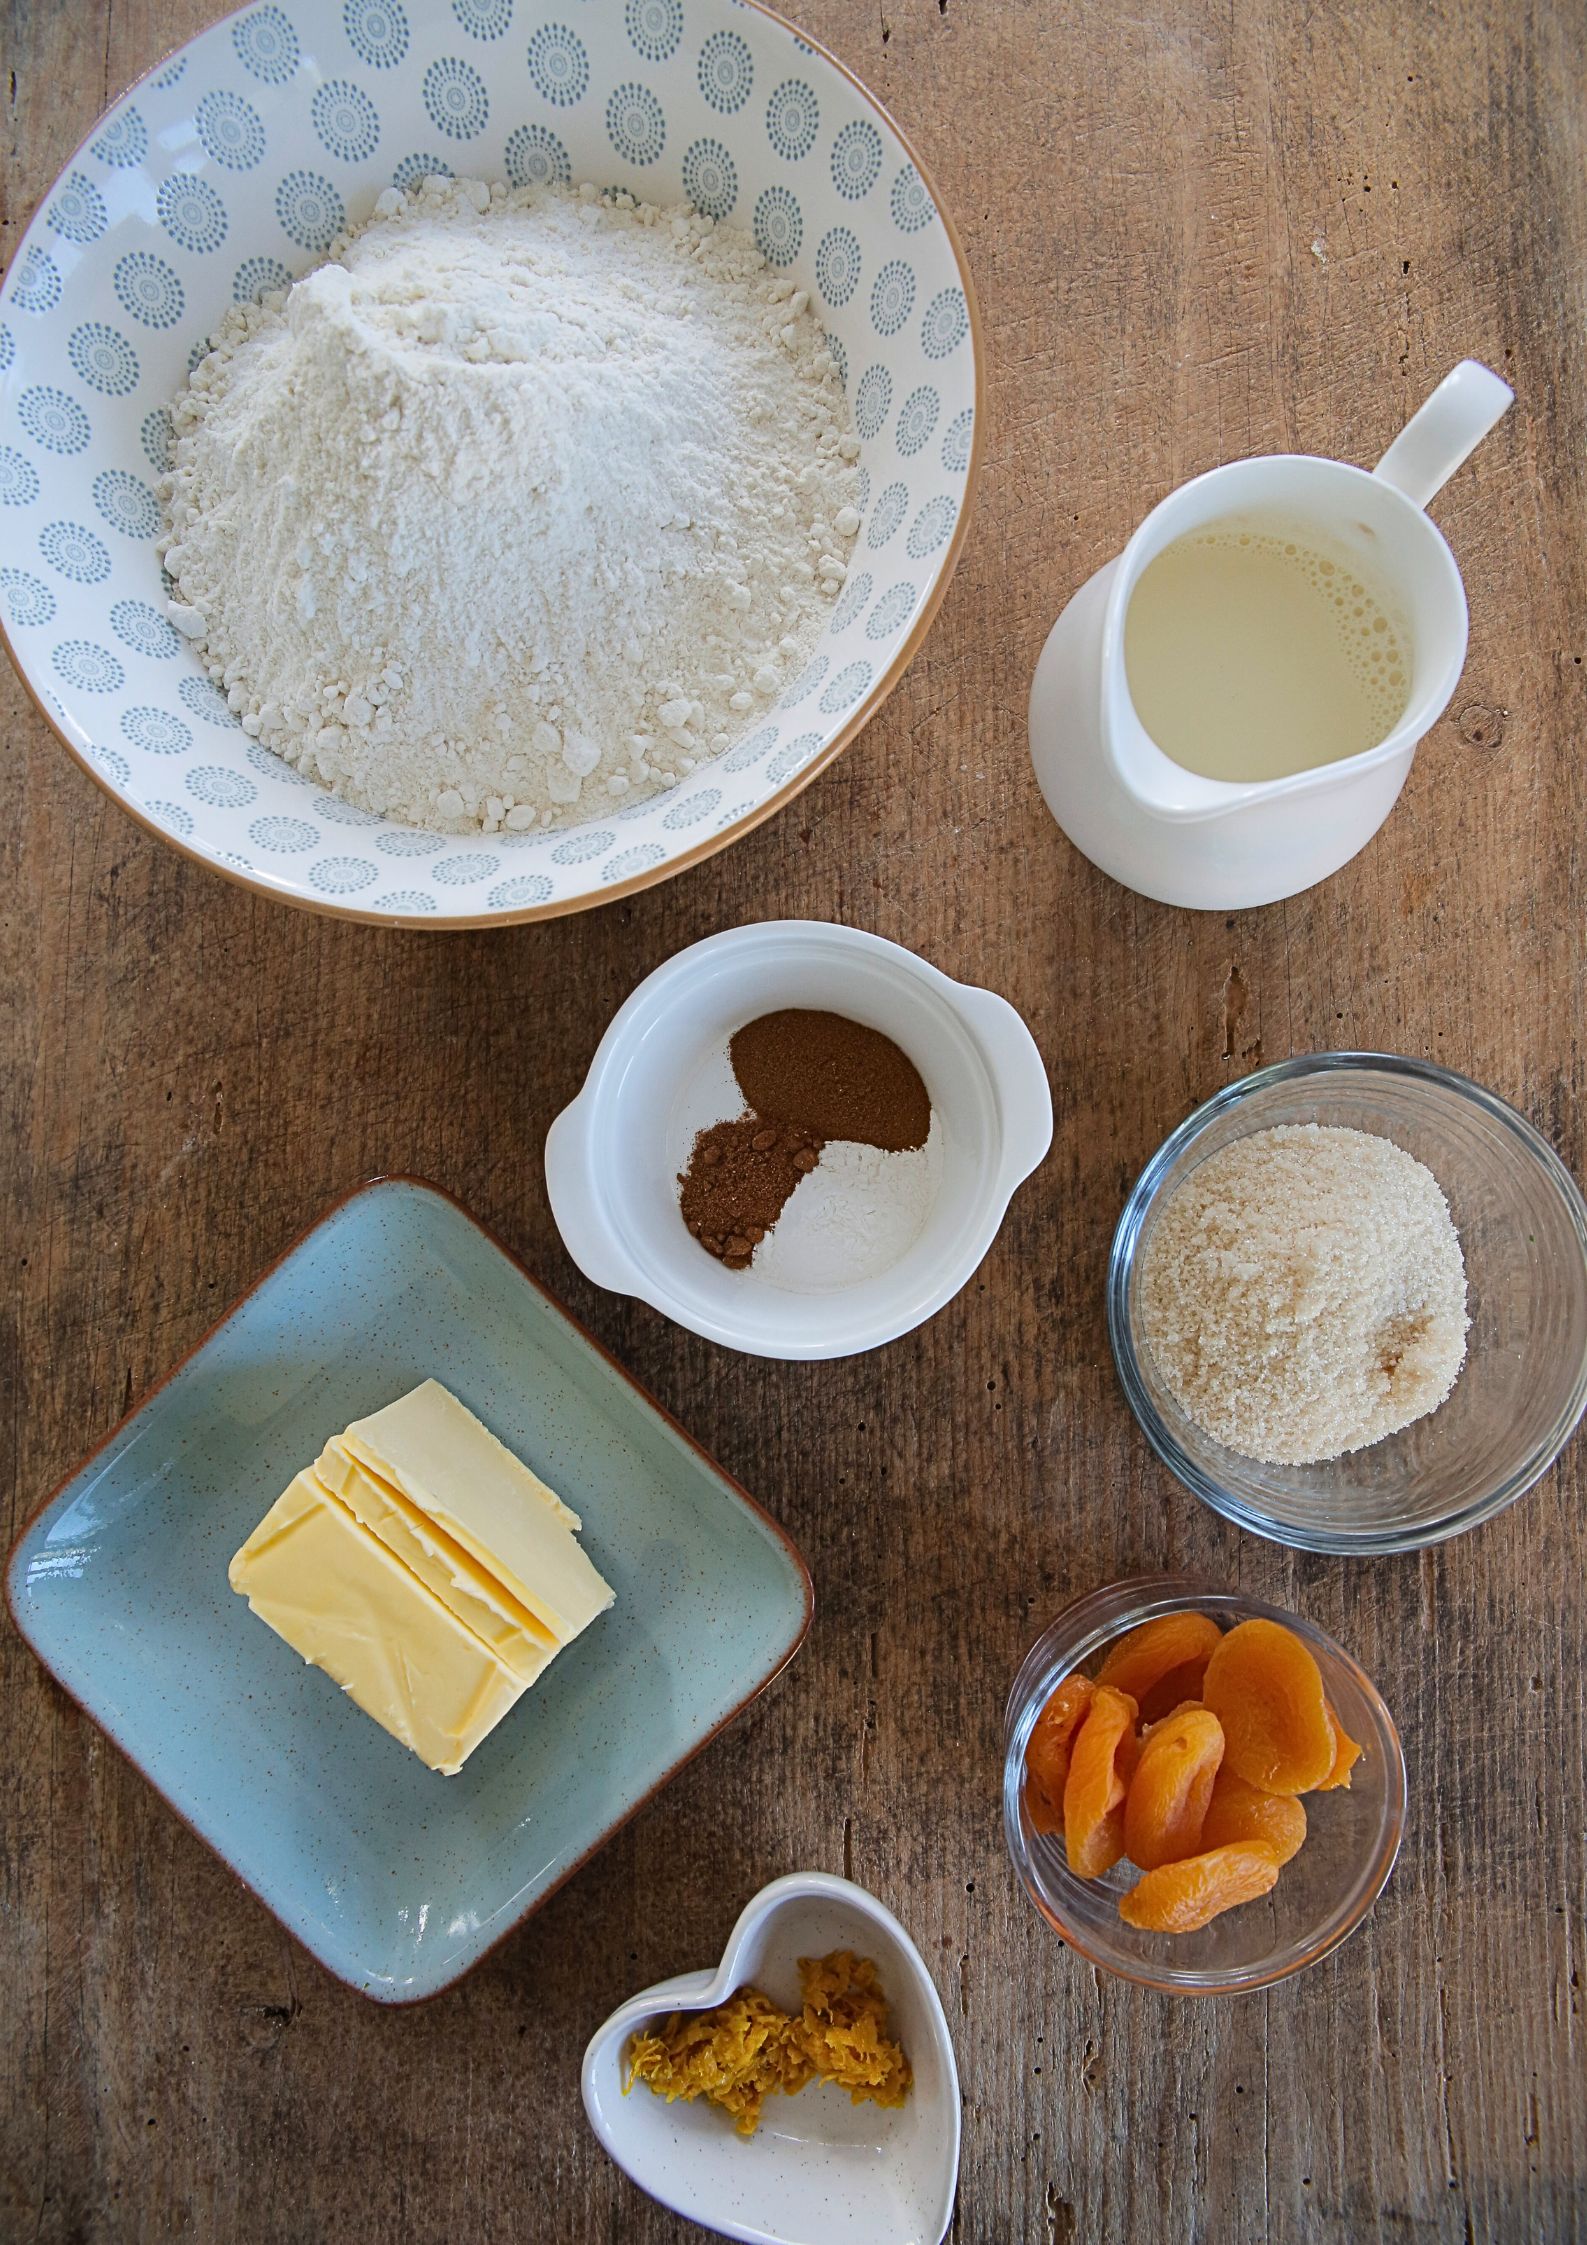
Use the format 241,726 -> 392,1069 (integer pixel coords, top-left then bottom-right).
728,1010 -> 930,1151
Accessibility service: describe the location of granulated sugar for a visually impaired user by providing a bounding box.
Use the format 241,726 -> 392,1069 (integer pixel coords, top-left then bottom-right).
1139,1122 -> 1469,1464
160,177 -> 859,833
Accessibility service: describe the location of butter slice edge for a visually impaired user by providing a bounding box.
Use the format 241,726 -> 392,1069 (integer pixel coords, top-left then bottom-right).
315,1436 -> 559,1689
341,1381 -> 614,1647
228,1470 -> 524,1775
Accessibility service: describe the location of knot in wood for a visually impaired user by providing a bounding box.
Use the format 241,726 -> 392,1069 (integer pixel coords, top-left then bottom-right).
1455,701 -> 1505,749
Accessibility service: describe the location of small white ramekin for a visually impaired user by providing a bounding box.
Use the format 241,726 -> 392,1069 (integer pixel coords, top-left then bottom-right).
545,921 -> 1052,1359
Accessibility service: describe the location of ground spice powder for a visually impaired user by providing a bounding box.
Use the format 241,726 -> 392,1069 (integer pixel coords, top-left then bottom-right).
729,1010 -> 931,1152
678,1009 -> 932,1268
678,1117 -> 824,1269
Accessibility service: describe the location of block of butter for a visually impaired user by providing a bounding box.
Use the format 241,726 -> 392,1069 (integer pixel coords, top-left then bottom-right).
229,1381 -> 614,1775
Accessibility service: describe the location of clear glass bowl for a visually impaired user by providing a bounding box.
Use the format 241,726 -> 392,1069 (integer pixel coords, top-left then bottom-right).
1003,1578 -> 1406,1995
1108,1053 -> 1587,1554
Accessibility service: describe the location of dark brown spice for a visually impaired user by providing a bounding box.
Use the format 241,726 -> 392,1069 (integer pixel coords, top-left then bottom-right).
729,1010 -> 930,1151
678,1116 -> 826,1265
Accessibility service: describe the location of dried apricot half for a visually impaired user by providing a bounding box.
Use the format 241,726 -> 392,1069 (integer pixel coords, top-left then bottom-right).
1063,1684 -> 1139,1879
1025,1674 -> 1095,1834
1096,1611 -> 1222,1708
1118,1841 -> 1280,1933
1142,1698 -> 1205,1735
1123,1706 -> 1225,1870
1201,1618 -> 1336,1794
1314,1699 -> 1364,1792
1200,1768 -> 1307,1867
1138,1660 -> 1215,1725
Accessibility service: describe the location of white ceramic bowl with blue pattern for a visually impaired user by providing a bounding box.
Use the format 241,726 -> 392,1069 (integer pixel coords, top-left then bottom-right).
0,0 -> 981,925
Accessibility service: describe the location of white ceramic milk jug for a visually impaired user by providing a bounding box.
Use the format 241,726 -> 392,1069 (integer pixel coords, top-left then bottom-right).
1028,360 -> 1513,910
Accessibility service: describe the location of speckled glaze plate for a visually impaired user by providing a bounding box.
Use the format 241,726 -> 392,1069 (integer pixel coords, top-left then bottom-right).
5,1177 -> 811,2002
0,0 -> 980,925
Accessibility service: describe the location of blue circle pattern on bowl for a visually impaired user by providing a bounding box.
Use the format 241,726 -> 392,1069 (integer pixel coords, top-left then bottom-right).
157,176 -> 231,256
105,493 -> 162,551
344,1 -> 411,70
275,170 -> 347,250
2,568 -> 57,628
454,0 -> 515,38
140,407 -> 173,469
505,123 -> 570,188
14,249 -> 65,315
680,136 -> 735,218
91,111 -> 149,167
49,176 -> 110,246
67,321 -> 139,395
314,80 -> 384,161
766,78 -> 819,162
424,57 -> 490,139
40,519 -> 112,584
234,251 -> 296,302
0,0 -> 976,924
1,447 -> 42,506
236,6 -> 302,81
626,0 -> 683,62
607,82 -> 665,166
393,149 -> 455,190
752,183 -> 800,263
528,23 -> 591,105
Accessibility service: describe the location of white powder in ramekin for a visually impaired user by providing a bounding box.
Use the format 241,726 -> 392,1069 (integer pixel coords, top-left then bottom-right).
754,1124 -> 943,1292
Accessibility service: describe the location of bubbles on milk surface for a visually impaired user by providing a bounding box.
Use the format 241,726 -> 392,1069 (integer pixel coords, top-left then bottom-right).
1123,525 -> 1411,785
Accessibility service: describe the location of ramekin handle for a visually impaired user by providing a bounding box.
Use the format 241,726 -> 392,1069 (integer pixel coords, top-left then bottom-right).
544,1097 -> 643,1300
951,985 -> 1054,1196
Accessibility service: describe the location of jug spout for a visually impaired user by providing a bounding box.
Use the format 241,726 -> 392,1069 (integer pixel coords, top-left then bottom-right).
1103,689 -> 1266,822
1097,574 -> 1272,823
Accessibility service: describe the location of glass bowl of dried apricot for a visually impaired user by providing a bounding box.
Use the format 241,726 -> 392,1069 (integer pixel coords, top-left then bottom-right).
1002,1578 -> 1406,1993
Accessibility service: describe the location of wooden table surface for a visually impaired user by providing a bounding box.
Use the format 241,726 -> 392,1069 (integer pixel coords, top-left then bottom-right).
5,1 -> 1585,2239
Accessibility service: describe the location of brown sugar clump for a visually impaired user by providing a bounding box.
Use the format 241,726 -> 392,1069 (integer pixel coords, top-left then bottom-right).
624,1950 -> 912,2137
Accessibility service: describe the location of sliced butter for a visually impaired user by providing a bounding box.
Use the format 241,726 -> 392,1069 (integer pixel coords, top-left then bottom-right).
341,1380 -> 614,1646
229,1470 -> 524,1776
315,1436 -> 559,1689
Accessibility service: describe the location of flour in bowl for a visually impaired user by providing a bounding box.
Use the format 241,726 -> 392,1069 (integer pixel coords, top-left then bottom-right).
160,176 -> 860,832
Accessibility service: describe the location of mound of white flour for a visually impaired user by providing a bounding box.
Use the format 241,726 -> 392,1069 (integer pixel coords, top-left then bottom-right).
161,176 -> 860,832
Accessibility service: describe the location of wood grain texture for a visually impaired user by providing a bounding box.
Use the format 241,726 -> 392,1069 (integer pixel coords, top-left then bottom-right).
3,0 -> 1585,2238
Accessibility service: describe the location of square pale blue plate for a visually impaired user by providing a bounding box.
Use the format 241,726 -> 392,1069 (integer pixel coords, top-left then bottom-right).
7,1178 -> 811,2003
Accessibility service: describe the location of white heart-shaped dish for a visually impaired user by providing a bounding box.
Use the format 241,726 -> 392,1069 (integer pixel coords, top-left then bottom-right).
582,1872 -> 961,2245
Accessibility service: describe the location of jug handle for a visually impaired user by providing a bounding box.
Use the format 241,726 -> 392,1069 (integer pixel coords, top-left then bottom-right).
1372,359 -> 1513,511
